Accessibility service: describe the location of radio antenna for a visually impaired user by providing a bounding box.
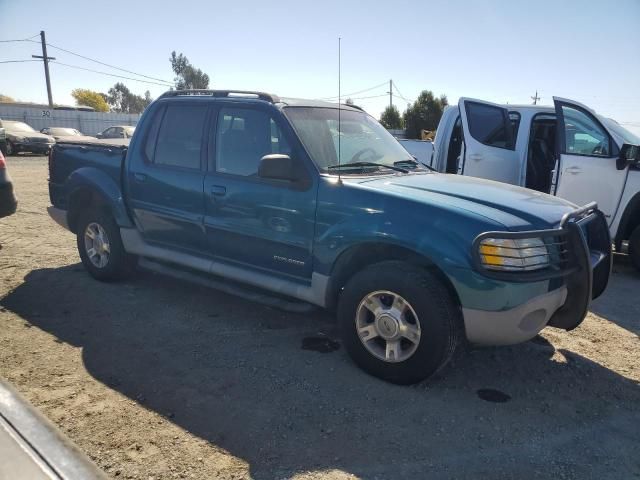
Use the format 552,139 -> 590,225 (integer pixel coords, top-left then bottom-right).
337,36 -> 342,182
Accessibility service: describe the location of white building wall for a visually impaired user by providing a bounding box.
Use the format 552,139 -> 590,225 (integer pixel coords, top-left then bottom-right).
0,104 -> 140,135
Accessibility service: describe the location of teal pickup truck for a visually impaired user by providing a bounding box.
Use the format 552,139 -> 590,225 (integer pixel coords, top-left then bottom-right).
47,90 -> 612,384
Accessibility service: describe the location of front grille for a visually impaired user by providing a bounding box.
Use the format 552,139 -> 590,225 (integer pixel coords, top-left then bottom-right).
28,137 -> 51,143
472,202 -> 611,284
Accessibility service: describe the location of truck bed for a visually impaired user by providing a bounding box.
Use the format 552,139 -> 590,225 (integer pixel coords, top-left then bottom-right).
48,140 -> 127,208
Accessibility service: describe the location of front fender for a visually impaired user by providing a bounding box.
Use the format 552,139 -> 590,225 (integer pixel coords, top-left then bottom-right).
313,179 -> 553,312
65,167 -> 133,228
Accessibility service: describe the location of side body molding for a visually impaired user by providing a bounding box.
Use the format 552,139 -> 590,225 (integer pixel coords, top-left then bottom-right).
120,228 -> 329,307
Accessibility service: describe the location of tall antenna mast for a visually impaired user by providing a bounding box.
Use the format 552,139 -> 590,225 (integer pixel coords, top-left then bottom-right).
338,36 -> 342,182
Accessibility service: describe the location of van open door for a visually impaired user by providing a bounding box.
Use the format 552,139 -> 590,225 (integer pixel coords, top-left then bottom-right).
458,98 -> 520,185
553,97 -> 626,226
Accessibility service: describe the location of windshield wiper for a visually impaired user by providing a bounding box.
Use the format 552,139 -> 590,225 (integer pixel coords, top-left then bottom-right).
394,158 -> 437,172
327,161 -> 409,173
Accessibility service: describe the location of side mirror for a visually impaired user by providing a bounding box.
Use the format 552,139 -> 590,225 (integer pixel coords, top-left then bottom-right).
258,154 -> 299,182
617,144 -> 640,170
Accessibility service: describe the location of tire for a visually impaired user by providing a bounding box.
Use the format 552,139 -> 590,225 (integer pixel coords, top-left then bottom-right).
629,225 -> 640,271
5,141 -> 14,156
337,260 -> 464,384
76,208 -> 137,281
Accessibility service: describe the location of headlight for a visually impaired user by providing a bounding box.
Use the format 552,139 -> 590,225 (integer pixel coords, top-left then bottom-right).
13,136 -> 26,143
478,237 -> 549,272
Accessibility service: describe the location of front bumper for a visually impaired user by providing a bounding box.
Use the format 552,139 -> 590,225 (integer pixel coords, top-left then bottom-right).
464,202 -> 612,345
47,206 -> 69,230
464,286 -> 567,345
13,142 -> 54,154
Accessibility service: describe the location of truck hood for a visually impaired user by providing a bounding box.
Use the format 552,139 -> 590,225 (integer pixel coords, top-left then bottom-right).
355,173 -> 578,230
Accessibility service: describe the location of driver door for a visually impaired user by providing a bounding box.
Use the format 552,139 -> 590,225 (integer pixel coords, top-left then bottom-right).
552,97 -> 626,226
458,98 -> 521,185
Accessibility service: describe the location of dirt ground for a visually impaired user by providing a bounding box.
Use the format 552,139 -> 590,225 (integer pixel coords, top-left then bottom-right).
0,156 -> 638,480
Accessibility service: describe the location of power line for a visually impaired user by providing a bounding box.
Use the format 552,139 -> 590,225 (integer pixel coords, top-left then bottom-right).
321,81 -> 388,100
50,61 -> 174,87
392,81 -> 413,104
0,33 -> 40,43
0,59 -> 41,64
42,41 -> 173,85
349,93 -> 389,101
3,33 -> 172,85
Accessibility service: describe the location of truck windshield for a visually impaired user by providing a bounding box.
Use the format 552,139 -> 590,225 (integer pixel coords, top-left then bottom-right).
284,107 -> 414,173
6,121 -> 35,133
599,116 -> 640,145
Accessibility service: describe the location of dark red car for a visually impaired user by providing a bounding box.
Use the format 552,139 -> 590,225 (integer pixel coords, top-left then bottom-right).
0,149 -> 17,218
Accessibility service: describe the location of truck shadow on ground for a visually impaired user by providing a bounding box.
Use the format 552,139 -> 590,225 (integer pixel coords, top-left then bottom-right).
589,253 -> 640,336
2,265 -> 639,479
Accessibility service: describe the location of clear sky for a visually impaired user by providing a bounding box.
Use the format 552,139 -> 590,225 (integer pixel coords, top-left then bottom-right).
1,0 -> 639,135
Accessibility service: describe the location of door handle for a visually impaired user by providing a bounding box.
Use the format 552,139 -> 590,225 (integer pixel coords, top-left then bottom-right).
565,166 -> 582,174
210,185 -> 227,196
133,172 -> 147,182
469,154 -> 482,161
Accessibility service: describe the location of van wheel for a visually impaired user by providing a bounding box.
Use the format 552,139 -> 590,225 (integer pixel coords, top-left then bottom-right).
76,209 -> 137,281
337,261 -> 464,384
629,226 -> 640,271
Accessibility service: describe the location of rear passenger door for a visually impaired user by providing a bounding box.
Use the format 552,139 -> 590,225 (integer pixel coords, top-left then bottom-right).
458,98 -> 521,185
203,103 -> 317,280
127,102 -> 209,253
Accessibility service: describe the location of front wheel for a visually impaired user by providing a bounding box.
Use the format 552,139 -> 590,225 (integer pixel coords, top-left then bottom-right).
628,225 -> 640,271
76,209 -> 136,281
5,141 -> 14,156
337,261 -> 464,384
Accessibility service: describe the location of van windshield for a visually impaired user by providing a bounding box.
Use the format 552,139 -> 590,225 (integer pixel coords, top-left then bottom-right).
284,107 -> 414,173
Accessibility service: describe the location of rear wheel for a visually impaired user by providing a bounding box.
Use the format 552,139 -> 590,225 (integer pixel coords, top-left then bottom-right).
337,261 -> 464,384
76,209 -> 136,281
629,225 -> 640,271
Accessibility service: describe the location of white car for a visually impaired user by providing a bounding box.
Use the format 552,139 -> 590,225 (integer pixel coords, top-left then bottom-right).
428,97 -> 640,269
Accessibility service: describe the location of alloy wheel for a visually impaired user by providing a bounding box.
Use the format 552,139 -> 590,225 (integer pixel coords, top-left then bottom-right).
355,290 -> 422,363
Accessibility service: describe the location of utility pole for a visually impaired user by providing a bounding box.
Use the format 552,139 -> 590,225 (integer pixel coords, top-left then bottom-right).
531,90 -> 540,105
32,31 -> 55,108
388,79 -> 393,109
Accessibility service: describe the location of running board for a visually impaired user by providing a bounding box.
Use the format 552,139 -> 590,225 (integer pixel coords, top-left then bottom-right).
120,228 -> 328,308
139,259 -> 316,314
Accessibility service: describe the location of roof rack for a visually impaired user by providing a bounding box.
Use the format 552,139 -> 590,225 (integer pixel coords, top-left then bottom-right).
344,103 -> 364,111
159,89 -> 280,103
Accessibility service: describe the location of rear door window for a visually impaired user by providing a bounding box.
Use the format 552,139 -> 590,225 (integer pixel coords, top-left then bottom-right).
153,104 -> 208,169
465,102 -> 515,150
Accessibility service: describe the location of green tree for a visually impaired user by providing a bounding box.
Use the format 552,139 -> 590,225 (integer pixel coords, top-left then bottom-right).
105,83 -> 152,113
71,89 -> 109,112
403,91 -> 448,139
170,51 -> 210,90
380,105 -> 403,129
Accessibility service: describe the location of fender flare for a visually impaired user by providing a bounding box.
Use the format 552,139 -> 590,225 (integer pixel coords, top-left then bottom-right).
65,167 -> 133,231
614,191 -> 640,247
